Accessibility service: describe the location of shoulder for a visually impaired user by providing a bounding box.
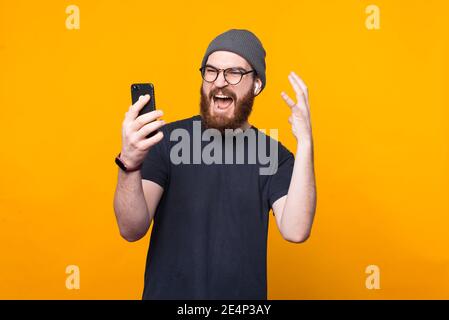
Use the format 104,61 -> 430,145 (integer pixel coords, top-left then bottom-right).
253,126 -> 294,162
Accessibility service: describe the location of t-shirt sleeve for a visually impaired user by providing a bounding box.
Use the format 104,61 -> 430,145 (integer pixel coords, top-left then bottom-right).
140,128 -> 170,189
267,146 -> 295,213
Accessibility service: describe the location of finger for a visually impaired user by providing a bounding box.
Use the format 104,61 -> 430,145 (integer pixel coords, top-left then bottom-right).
137,119 -> 166,139
125,94 -> 151,123
290,71 -> 309,104
131,109 -> 164,131
139,130 -> 164,150
281,92 -> 296,109
288,74 -> 307,106
287,73 -> 303,97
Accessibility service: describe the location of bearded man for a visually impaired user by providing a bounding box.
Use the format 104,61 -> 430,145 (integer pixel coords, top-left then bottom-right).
113,29 -> 317,300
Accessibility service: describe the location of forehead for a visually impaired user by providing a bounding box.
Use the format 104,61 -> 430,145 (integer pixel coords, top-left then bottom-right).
206,51 -> 251,69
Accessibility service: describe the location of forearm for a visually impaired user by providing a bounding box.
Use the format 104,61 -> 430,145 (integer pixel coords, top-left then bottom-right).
280,140 -> 317,242
113,168 -> 150,241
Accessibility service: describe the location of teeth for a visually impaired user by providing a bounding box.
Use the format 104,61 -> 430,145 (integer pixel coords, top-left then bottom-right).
215,95 -> 230,99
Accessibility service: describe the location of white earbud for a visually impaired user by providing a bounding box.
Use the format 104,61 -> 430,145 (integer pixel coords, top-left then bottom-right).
254,83 -> 260,95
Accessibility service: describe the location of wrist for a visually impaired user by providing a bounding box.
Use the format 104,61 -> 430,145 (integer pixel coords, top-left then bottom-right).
115,152 -> 142,172
296,136 -> 313,148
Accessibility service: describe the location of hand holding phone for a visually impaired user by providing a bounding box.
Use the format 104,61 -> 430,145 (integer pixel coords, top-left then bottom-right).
131,83 -> 158,138
118,84 -> 165,170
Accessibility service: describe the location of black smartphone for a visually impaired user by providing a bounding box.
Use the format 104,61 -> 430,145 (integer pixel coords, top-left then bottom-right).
131,83 -> 158,138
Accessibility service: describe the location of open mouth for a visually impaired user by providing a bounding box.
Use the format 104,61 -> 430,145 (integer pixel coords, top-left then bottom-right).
213,94 -> 234,110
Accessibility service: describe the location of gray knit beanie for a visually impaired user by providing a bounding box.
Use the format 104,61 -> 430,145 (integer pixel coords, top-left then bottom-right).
200,29 -> 267,92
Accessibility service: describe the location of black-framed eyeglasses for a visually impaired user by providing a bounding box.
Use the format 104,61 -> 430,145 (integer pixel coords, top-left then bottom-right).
199,65 -> 256,85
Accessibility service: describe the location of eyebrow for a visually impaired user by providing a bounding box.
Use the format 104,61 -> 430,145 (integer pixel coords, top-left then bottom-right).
205,64 -> 248,72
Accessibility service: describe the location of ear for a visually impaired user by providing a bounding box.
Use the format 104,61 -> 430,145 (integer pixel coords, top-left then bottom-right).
253,78 -> 263,95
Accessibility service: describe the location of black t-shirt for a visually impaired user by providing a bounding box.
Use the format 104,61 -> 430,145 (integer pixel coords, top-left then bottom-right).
140,114 -> 294,300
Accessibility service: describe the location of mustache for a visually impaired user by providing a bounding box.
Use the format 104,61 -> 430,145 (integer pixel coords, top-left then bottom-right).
209,88 -> 236,102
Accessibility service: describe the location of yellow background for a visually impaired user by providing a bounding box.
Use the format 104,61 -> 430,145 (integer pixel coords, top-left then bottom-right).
1,0 -> 448,299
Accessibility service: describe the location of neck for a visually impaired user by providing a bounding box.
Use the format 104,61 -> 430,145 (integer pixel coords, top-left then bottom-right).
240,121 -> 251,131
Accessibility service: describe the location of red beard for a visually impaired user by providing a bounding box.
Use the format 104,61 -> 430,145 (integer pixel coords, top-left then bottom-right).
199,86 -> 255,133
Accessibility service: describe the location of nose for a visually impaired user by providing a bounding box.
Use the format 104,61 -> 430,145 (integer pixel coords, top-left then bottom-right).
214,70 -> 228,88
